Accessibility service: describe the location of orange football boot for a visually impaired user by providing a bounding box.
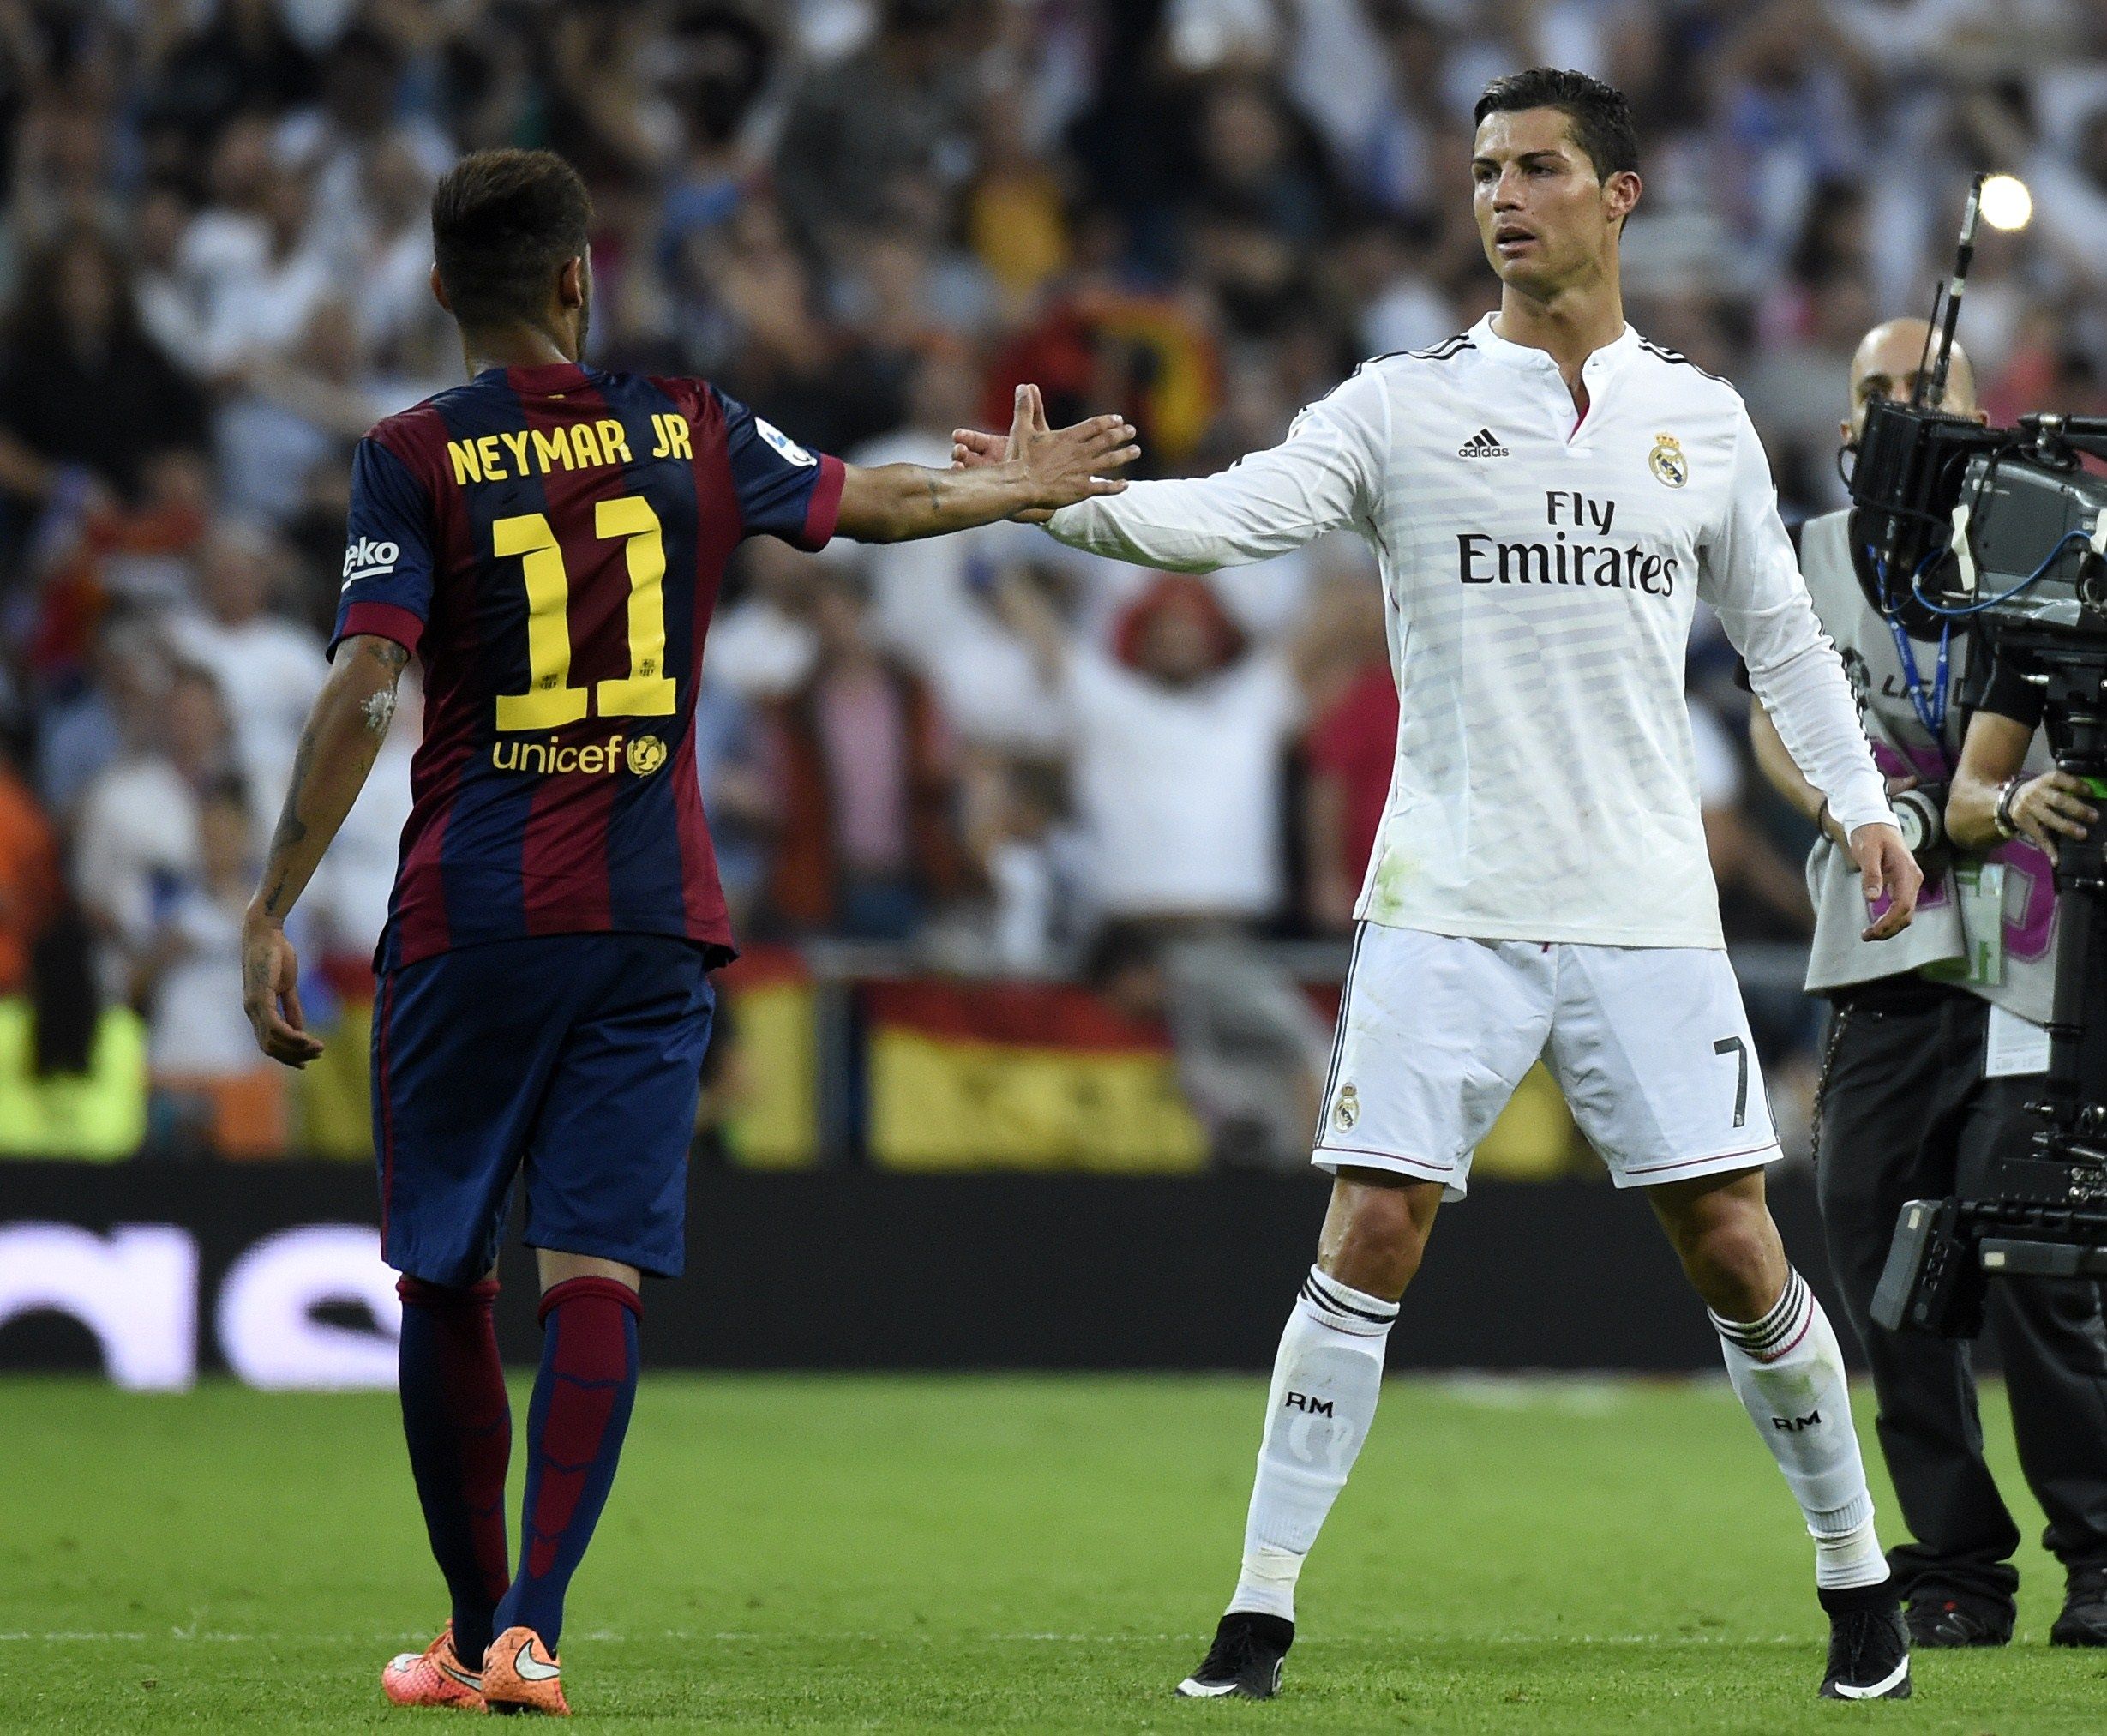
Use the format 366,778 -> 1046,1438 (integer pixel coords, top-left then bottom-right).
381,1621 -> 487,1710
481,1625 -> 570,1716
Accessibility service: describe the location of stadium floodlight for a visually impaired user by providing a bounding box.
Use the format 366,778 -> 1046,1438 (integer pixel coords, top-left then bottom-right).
1978,174 -> 2032,231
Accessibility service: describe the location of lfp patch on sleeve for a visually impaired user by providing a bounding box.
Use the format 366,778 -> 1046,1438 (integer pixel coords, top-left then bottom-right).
756,418 -> 817,467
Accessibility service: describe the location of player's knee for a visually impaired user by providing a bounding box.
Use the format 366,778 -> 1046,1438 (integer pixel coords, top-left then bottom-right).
1680,1212 -> 1786,1319
1318,1172 -> 1439,1300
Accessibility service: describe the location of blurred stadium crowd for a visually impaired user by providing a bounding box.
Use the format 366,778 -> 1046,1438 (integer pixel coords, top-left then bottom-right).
1,0 -> 2104,1163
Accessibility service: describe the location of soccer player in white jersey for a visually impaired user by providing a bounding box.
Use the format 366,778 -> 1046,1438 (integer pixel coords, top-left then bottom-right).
957,69 -> 1924,1702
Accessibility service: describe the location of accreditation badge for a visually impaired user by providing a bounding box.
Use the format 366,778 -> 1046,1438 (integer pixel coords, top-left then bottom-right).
1955,862 -> 2005,986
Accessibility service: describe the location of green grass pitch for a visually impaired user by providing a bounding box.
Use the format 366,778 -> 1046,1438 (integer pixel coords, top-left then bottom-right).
4,1373 -> 2102,1732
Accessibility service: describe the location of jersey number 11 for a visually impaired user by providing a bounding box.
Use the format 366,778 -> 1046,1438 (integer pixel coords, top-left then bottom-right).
493,496 -> 675,731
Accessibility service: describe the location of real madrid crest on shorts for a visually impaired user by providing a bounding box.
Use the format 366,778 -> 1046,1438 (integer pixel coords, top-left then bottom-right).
1648,432 -> 1688,488
1331,1082 -> 1360,1133
626,734 -> 668,776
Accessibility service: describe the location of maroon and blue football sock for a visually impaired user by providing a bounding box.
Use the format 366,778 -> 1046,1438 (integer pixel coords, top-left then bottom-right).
491,1276 -> 641,1650
396,1276 -> 513,1668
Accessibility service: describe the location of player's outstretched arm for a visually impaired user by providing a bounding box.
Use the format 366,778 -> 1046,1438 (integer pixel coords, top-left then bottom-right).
953,373 -> 1383,572
240,633 -> 411,1067
1705,410 -> 1918,939
834,385 -> 1136,543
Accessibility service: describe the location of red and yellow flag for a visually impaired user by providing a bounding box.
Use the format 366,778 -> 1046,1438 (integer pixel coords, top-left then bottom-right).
864,981 -> 1207,1173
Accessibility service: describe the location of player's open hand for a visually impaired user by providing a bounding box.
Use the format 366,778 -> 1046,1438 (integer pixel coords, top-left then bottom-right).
951,426 -> 1006,468
1850,821 -> 1923,941
242,910 -> 325,1067
951,421 -> 1041,517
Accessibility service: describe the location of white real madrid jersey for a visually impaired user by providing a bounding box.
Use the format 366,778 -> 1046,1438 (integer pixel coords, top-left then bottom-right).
1046,315 -> 1893,950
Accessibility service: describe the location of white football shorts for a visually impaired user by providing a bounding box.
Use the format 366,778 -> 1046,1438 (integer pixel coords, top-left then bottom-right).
1312,924 -> 1780,1198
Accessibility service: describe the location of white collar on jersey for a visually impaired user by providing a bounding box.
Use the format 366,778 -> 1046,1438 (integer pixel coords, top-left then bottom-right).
1468,313 -> 1642,381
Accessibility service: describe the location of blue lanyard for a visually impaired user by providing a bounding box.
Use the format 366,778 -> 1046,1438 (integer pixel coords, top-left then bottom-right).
1884,613 -> 1951,741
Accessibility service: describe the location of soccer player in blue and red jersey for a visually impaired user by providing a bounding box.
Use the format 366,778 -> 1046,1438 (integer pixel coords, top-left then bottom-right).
238,148 -> 1135,1716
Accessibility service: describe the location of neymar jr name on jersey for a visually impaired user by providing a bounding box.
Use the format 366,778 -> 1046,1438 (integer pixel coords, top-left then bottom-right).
445,411 -> 695,486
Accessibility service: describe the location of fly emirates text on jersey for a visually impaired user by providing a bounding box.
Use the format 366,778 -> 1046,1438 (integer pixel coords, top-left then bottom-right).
1456,489 -> 1678,596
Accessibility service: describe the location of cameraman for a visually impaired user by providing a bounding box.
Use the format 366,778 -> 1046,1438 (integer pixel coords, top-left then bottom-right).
1749,317 -> 2107,1649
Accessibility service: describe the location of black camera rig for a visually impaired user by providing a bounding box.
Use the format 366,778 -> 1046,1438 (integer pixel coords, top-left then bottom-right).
1847,177 -> 2107,1337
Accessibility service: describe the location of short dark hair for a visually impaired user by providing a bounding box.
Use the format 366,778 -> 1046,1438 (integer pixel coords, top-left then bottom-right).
1473,68 -> 1639,183
431,148 -> 592,331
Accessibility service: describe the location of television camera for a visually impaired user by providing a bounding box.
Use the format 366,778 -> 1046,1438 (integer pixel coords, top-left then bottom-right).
1852,176 -> 2107,1337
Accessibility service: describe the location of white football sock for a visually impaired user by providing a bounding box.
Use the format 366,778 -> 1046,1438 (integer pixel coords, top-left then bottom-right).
1711,1269 -> 1888,1590
1228,1267 -> 1398,1622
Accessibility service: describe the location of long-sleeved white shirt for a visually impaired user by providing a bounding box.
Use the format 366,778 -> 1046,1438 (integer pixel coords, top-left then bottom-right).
1047,315 -> 1893,949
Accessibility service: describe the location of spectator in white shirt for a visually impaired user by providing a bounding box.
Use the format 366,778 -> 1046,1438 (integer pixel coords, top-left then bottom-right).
73,664 -> 231,1000
1008,568 -> 1303,926
705,535 -> 820,701
165,520 -> 327,844
134,186 -> 214,377
179,117 -> 276,287
141,779 -> 288,1156
966,759 -> 1088,972
216,295 -> 442,525
195,165 -> 333,379
338,134 -> 444,357
920,554 -> 1070,757
273,24 -> 453,249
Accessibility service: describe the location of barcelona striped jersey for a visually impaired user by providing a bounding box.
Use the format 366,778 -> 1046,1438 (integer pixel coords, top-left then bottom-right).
331,362 -> 843,972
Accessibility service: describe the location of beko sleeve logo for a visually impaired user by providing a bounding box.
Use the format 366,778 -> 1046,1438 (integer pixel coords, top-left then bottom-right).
341,535 -> 401,589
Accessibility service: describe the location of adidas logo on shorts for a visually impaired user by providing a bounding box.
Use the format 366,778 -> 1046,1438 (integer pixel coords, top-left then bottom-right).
1457,428 -> 1510,458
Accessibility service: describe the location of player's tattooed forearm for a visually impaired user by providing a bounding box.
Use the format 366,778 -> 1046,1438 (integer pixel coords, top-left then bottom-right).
347,634 -> 410,703
258,724 -> 320,916
258,846 -> 302,919
256,648 -> 398,917
926,471 -> 943,519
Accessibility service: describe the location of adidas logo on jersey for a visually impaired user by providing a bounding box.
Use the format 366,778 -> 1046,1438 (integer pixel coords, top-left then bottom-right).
1457,428 -> 1510,458
341,536 -> 399,588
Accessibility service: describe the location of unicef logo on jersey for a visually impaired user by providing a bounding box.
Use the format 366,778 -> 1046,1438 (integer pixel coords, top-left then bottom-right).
755,417 -> 818,468
490,731 -> 671,778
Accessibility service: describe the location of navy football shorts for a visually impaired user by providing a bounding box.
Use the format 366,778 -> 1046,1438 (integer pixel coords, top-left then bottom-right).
370,933 -> 716,1287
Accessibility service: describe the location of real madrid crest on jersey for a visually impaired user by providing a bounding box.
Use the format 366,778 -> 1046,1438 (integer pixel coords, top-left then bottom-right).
1332,1082 -> 1360,1133
1648,433 -> 1688,488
